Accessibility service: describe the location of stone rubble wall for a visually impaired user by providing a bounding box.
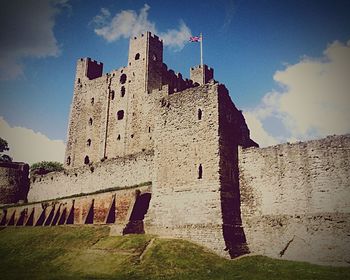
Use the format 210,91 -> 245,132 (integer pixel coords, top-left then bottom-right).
146,83 -> 229,257
239,135 -> 350,266
0,162 -> 29,205
28,150 -> 153,202
1,185 -> 150,229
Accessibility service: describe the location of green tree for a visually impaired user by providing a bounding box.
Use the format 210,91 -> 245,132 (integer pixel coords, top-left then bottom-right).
0,137 -> 12,162
0,137 -> 9,153
30,161 -> 64,175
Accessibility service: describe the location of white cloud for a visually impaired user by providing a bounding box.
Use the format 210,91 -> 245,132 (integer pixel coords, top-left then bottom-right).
92,4 -> 192,50
244,40 -> 350,147
243,111 -> 278,147
0,0 -> 69,80
0,117 -> 65,165
160,21 -> 192,50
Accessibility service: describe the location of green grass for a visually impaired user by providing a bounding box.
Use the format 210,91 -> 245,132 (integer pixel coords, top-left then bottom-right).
0,226 -> 349,280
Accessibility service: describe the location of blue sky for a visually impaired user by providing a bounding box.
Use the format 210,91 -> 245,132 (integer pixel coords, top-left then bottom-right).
0,0 -> 350,163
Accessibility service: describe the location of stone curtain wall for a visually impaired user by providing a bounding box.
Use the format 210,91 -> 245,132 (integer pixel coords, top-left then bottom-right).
0,162 -> 29,205
28,151 -> 153,202
239,135 -> 350,266
1,185 -> 150,229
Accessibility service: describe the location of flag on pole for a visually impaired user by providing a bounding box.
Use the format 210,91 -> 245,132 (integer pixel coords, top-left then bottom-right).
189,33 -> 203,67
189,36 -> 201,42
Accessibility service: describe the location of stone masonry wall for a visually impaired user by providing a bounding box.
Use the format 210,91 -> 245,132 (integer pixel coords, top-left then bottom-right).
217,84 -> 257,257
65,32 -> 199,170
0,162 -> 29,205
28,150 -> 153,202
146,83 -> 228,256
1,185 -> 150,229
239,135 -> 350,266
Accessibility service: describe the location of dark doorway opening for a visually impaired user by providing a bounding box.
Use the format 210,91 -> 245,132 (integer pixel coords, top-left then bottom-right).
85,200 -> 94,224
25,209 -> 34,226
7,211 -> 15,226
123,192 -> 151,234
66,202 -> 75,224
16,210 -> 26,226
105,197 -> 116,224
44,206 -> 55,226
35,208 -> 47,226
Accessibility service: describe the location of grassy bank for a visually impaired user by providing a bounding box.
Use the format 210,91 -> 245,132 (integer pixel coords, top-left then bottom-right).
0,226 -> 349,280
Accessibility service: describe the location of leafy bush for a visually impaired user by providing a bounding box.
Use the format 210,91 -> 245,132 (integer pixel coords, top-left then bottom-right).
0,154 -> 12,162
30,161 -> 64,175
0,137 -> 9,153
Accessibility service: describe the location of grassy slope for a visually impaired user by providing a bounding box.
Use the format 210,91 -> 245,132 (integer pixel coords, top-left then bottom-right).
0,226 -> 349,280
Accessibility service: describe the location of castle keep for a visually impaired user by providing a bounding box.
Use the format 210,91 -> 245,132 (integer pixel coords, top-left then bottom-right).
1,32 -> 349,266
64,32 -> 246,169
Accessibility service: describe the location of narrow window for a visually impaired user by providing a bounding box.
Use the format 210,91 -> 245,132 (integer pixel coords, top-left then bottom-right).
198,109 -> 202,120
87,139 -> 91,146
77,78 -> 81,84
120,74 -> 127,84
110,90 -> 115,100
84,156 -> 90,165
117,110 -> 124,120
198,164 -> 203,179
117,134 -> 121,140
121,86 -> 125,97
135,53 -> 140,60
148,127 -> 151,133
91,97 -> 94,105
89,118 -> 93,125
66,156 -> 71,166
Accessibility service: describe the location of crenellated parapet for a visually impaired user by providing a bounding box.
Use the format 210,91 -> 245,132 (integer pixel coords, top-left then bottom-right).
190,64 -> 214,85
161,63 -> 195,94
75,57 -> 103,83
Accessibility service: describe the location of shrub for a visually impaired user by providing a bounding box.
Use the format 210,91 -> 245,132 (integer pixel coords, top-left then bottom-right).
0,154 -> 12,162
30,161 -> 64,175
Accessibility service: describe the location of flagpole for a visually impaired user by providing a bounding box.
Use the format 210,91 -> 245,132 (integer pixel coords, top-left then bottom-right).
200,32 -> 203,67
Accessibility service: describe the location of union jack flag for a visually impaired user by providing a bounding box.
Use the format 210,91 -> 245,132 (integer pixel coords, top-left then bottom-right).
189,36 -> 201,42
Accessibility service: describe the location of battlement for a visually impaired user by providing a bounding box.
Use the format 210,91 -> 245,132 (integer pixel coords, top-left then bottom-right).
190,64 -> 214,72
76,57 -> 103,81
131,31 -> 162,42
190,64 -> 214,85
160,63 -> 195,94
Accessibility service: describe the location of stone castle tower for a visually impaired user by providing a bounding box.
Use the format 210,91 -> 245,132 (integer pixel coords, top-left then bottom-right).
63,31 -> 257,256
65,32 -> 254,169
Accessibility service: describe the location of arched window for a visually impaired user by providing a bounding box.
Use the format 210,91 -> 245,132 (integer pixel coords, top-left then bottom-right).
198,109 -> 202,120
117,110 -> 124,120
84,156 -> 90,165
198,164 -> 203,179
121,86 -> 125,97
66,156 -> 71,166
120,74 -> 127,84
89,118 -> 93,125
135,53 -> 140,60
87,139 -> 91,146
117,134 -> 121,140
